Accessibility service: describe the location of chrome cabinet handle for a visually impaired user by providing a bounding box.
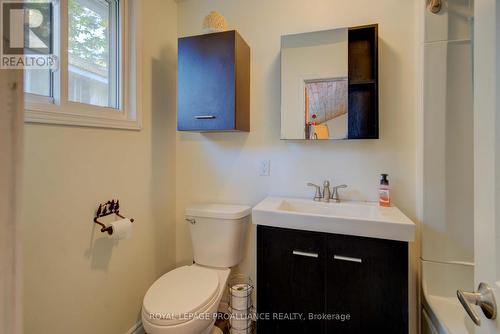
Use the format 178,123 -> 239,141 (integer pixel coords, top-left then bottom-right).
457,282 -> 497,326
334,255 -> 362,263
194,115 -> 216,119
292,250 -> 319,258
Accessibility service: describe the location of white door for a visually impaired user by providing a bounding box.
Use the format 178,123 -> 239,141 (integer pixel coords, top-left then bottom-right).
459,0 -> 500,332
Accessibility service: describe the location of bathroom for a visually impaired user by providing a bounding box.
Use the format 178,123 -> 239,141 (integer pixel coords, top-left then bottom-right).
1,0 -> 499,333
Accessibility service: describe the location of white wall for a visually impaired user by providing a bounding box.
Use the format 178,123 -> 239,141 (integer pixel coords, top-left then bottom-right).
422,0 -> 474,264
176,0 -> 419,332
21,1 -> 178,333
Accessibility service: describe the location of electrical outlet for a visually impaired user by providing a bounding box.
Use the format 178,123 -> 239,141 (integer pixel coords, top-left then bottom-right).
259,160 -> 271,176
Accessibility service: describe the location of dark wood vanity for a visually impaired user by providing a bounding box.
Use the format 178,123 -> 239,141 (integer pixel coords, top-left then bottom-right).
177,30 -> 250,132
256,225 -> 408,334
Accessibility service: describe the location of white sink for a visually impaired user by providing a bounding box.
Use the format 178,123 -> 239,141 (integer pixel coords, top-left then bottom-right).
252,197 -> 415,242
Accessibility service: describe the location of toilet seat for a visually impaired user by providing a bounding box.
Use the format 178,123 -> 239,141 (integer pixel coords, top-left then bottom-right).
142,265 -> 220,327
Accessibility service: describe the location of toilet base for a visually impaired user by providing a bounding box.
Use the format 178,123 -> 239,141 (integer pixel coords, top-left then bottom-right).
211,326 -> 223,334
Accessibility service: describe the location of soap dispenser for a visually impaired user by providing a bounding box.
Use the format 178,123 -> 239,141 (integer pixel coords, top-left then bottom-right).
379,174 -> 391,207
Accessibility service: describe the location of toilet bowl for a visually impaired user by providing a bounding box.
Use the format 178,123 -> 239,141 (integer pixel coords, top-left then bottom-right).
142,204 -> 251,334
142,265 -> 230,334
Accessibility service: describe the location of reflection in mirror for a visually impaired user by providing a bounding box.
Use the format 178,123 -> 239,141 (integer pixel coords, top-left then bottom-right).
304,78 -> 348,140
281,28 -> 348,140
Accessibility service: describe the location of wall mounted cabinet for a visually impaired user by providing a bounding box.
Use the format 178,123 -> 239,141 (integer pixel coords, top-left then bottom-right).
257,225 -> 408,333
178,30 -> 250,132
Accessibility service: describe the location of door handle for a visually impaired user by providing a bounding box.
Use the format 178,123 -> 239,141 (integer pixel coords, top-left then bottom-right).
292,250 -> 319,258
457,282 -> 497,326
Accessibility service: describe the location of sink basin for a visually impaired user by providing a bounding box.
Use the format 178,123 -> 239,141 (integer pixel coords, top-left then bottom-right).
252,197 -> 415,242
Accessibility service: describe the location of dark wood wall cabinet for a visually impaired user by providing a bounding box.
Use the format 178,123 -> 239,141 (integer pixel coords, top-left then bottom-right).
177,30 -> 250,132
257,225 -> 408,334
348,24 -> 379,139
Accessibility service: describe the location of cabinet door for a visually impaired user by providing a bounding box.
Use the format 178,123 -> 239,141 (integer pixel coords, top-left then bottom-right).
257,226 -> 325,334
178,31 -> 235,131
325,234 -> 408,333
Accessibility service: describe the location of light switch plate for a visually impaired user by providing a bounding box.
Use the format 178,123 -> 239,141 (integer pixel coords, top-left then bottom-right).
259,160 -> 271,176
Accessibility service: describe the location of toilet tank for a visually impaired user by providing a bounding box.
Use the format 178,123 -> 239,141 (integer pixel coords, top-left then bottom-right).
186,203 -> 251,268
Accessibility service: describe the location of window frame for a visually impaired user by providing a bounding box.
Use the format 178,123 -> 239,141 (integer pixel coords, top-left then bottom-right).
24,0 -> 142,130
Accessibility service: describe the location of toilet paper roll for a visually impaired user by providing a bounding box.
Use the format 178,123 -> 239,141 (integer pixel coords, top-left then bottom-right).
109,218 -> 133,240
230,283 -> 252,312
230,317 -> 251,331
230,328 -> 250,334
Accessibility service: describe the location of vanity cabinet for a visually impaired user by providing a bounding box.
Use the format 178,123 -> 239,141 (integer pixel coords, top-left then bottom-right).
177,30 -> 250,132
257,225 -> 408,334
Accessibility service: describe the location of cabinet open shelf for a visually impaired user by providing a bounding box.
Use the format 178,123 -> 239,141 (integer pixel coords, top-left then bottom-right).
348,24 -> 378,139
349,79 -> 376,85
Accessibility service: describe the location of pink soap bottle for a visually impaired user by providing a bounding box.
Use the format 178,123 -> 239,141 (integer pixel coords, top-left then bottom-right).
379,174 -> 391,207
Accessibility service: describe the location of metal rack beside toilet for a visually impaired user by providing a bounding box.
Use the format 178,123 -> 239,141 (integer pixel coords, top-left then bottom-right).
227,274 -> 255,334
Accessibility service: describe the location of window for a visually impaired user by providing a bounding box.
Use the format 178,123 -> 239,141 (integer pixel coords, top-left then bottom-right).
24,68 -> 52,97
24,0 -> 142,129
68,0 -> 119,108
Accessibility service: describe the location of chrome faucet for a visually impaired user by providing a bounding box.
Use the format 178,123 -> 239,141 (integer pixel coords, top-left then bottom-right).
307,181 -> 347,202
322,180 -> 331,202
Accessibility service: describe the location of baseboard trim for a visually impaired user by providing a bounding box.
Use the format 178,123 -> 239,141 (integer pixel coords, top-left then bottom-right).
126,321 -> 144,334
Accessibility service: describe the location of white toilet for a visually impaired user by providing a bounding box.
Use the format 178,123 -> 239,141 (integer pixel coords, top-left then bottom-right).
142,203 -> 251,334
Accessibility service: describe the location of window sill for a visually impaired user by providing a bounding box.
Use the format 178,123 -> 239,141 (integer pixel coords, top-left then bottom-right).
25,108 -> 142,130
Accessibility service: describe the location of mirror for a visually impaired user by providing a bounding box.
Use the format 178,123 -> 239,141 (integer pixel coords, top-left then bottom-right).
280,25 -> 379,140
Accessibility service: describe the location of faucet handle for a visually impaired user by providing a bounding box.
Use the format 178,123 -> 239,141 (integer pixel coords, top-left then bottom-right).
331,184 -> 348,202
307,183 -> 322,201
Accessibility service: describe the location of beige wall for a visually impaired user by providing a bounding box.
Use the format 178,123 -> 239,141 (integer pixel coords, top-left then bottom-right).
21,1 -> 178,333
176,0 -> 420,333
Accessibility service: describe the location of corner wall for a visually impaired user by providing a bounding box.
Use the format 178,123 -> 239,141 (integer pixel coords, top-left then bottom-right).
21,1 -> 178,333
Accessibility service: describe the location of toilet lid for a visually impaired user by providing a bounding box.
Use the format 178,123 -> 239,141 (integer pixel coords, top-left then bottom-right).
143,266 -> 219,322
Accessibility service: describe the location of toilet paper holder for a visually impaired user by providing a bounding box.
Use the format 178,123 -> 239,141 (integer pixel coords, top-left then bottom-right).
93,199 -> 135,235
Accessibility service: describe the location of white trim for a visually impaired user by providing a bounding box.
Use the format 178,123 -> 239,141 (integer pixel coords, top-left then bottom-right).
125,321 -> 144,334
24,0 -> 143,130
25,108 -> 141,129
414,2 -> 425,334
